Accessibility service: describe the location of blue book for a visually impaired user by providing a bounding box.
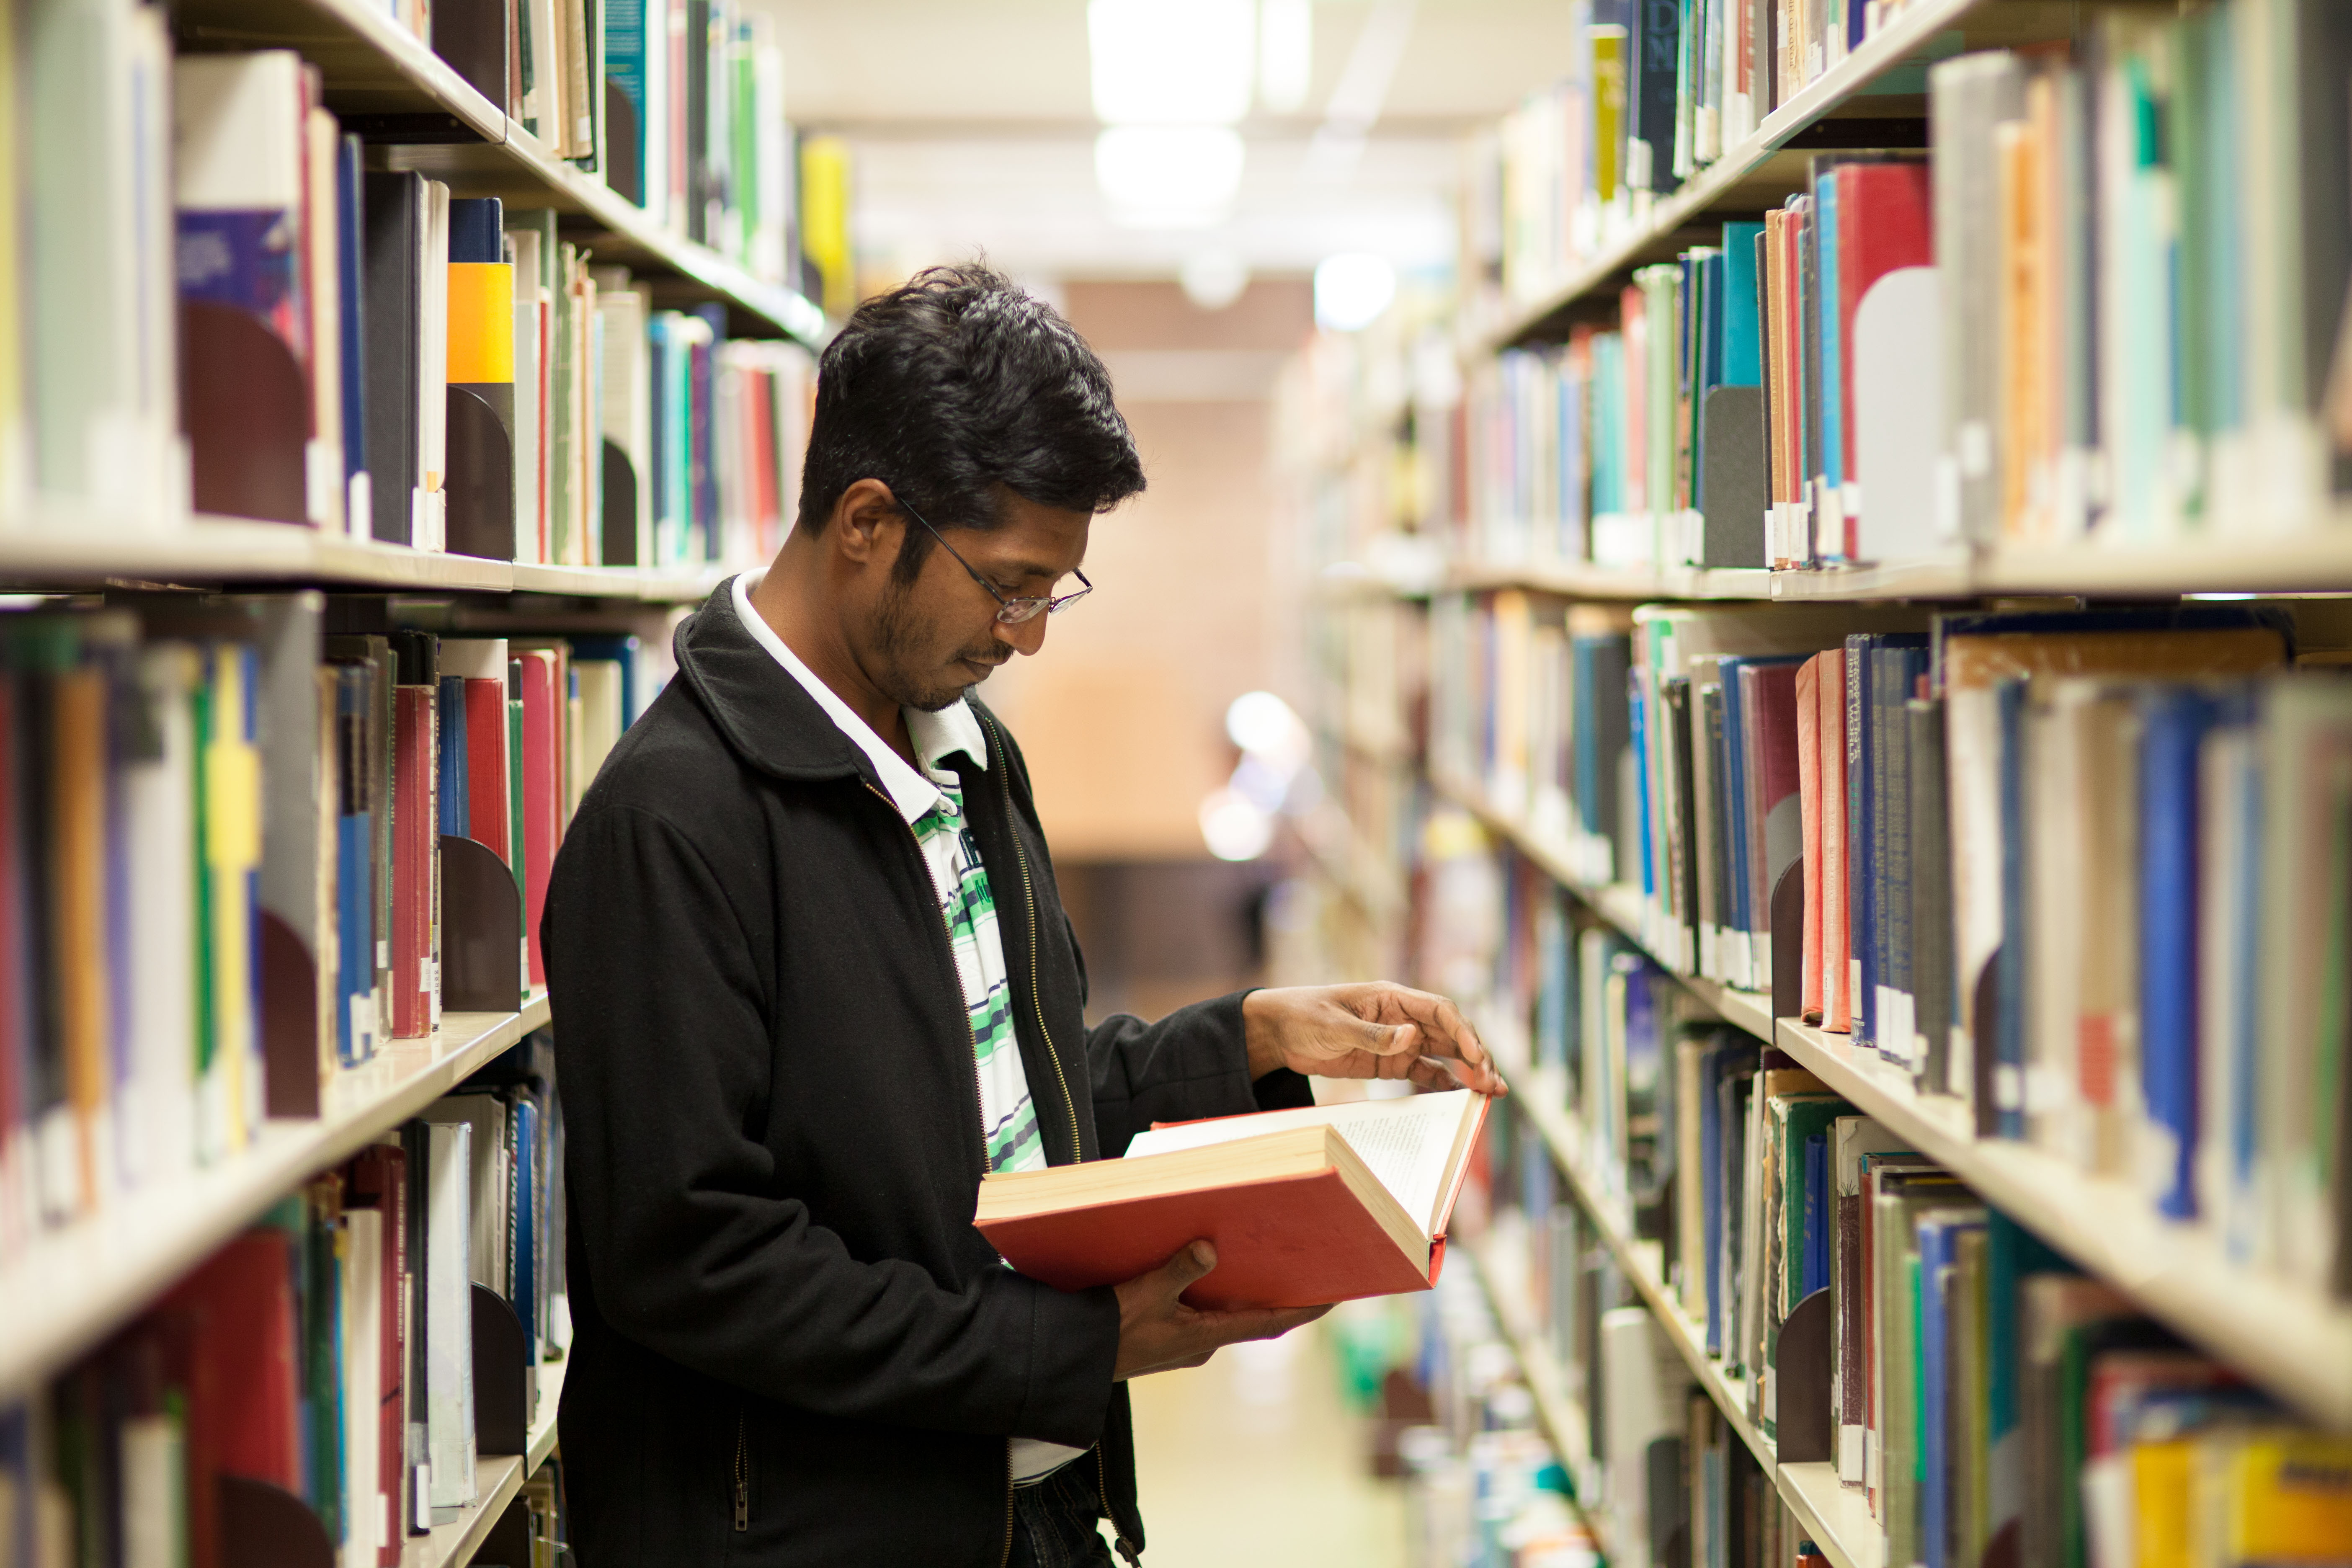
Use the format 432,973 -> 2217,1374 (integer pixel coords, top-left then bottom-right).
448,197 -> 504,264
1720,221 -> 1765,387
436,675 -> 470,840
1916,1210 -> 1986,1568
2138,685 -> 2226,1219
1847,634 -> 1873,1051
336,668 -> 371,1066
1816,171 -> 1843,501
510,1096 -> 539,1362
602,0 -> 651,205
337,135 -> 367,486
1803,1130 -> 1831,1297
1877,642 -> 1929,1067
1994,675 -> 2030,1138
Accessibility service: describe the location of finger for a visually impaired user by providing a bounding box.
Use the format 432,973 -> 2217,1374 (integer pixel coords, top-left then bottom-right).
1374,986 -> 1491,1069
1153,1240 -> 1217,1293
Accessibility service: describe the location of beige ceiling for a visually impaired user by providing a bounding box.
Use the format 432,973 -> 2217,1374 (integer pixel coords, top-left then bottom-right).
758,0 -> 1583,281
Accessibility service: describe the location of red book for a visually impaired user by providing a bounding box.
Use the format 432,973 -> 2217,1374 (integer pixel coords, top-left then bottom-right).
346,1144 -> 408,1565
463,676 -> 508,860
391,688 -> 436,1039
517,650 -> 558,985
1836,162 -> 1934,557
975,1091 -> 1489,1310
156,1230 -> 303,1524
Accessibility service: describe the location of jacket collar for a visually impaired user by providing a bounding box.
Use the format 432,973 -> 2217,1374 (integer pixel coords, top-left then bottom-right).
674,576 -> 878,786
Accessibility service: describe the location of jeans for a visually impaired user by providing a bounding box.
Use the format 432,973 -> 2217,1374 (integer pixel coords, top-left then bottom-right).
1008,1456 -> 1117,1568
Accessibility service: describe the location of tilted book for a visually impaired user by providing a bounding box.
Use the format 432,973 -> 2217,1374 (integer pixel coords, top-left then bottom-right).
975,1089 -> 1492,1310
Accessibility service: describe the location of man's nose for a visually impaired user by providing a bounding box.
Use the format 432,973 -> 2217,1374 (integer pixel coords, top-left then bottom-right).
996,612 -> 1050,657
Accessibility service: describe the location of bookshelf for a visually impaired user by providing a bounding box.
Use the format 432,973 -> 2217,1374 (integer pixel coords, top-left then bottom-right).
1484,0 -> 2084,349
176,0 -> 824,347
404,1353 -> 566,1568
0,992 -> 552,1402
1428,747 -> 2352,1433
1459,1237 -> 1611,1558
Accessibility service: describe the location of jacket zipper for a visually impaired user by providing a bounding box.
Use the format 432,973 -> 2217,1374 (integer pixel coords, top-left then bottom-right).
980,714 -> 1084,1163
733,1410 -> 749,1532
1097,1445 -> 1140,1565
864,777 -> 1011,1565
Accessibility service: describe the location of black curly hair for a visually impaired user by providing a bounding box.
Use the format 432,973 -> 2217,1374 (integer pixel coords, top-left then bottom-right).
797,263 -> 1146,582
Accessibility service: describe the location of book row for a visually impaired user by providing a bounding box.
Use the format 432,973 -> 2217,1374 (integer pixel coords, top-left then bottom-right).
5,30 -> 818,561
1430,592 -> 2352,1305
1456,13 -> 2352,574
0,1032 -> 564,1568
0,595 -> 660,1253
1464,0 -> 1943,319
1458,910 -> 2352,1568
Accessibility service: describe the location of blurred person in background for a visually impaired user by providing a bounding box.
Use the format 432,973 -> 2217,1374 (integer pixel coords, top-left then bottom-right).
545,264 -> 1504,1568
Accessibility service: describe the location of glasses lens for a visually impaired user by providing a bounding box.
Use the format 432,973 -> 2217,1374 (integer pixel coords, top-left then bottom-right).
995,598 -> 1049,626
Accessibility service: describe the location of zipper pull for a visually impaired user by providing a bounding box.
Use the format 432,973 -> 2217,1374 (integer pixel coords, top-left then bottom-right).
734,1478 -> 749,1532
1114,1539 -> 1141,1567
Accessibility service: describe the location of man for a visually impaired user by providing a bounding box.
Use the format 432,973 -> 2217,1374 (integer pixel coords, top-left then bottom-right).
544,265 -> 1503,1568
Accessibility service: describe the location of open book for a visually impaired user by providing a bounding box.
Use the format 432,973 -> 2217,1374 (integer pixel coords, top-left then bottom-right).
974,1089 -> 1492,1310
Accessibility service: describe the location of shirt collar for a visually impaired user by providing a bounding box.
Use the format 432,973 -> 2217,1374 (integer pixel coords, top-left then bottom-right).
732,570 -> 989,825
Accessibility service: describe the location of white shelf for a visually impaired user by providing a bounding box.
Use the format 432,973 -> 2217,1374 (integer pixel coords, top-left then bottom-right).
1460,1235 -> 1612,1558
1434,526 -> 2352,606
0,993 -> 552,1400
1772,1018 -> 2352,1431
0,514 -> 735,599
1483,1034 -> 1880,1568
402,1352 -> 566,1568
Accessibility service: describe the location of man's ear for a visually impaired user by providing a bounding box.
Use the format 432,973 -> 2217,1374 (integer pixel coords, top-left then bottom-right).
831,478 -> 903,568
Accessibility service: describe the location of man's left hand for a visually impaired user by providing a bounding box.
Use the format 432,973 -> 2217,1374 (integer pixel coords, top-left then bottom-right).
1241,984 -> 1508,1096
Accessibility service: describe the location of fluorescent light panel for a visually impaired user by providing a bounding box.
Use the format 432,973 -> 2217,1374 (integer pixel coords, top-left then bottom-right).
1088,0 -> 1256,125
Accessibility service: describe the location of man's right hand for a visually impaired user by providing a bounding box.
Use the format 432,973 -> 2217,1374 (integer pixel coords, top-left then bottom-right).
1111,1241 -> 1330,1380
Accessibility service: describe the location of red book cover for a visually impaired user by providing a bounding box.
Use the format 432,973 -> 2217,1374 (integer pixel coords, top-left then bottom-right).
463,676 -> 508,859
1836,162 -> 1933,554
156,1230 -> 302,1504
977,1163 -> 1439,1312
346,1143 -> 408,1566
391,688 -> 435,1039
518,650 -> 558,985
1748,663 -> 1804,946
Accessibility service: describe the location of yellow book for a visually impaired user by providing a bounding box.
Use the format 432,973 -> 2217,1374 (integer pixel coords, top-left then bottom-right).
2221,1431 -> 2352,1562
2131,1437 -> 2196,1568
202,645 -> 261,1158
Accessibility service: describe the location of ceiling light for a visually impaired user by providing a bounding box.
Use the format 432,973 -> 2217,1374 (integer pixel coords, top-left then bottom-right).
1314,252 -> 1396,331
1095,126 -> 1246,227
1259,0 -> 1312,113
1180,250 -> 1250,310
1088,0 -> 1256,126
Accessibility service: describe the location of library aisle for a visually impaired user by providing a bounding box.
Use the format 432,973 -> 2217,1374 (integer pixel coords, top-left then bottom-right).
14,0 -> 2352,1565
1126,1328 -> 1406,1568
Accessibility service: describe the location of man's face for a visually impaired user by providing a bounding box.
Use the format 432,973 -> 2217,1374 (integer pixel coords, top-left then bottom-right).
861,490 -> 1093,713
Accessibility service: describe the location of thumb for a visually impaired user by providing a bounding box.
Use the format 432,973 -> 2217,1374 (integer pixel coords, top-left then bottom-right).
1161,1240 -> 1217,1288
1359,1019 -> 1418,1058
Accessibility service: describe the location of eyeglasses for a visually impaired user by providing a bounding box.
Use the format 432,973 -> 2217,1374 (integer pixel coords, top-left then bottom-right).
897,499 -> 1093,625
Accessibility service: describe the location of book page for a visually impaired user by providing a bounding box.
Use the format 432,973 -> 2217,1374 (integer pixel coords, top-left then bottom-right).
1124,1089 -> 1479,1236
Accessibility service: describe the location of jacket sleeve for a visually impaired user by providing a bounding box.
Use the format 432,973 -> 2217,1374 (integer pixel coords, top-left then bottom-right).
547,804 -> 1120,1448
1078,956 -> 1315,1156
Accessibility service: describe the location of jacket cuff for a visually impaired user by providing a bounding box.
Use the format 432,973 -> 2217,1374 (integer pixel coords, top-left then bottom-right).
1011,1277 -> 1123,1447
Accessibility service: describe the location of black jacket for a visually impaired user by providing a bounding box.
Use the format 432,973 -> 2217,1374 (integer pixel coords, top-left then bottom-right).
542,582 -> 1309,1566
